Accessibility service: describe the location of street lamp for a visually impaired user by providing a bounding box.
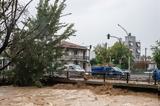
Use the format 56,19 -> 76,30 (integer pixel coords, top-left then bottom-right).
117,24 -> 132,72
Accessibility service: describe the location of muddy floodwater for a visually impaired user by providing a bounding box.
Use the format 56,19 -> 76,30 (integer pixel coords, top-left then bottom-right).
0,84 -> 159,106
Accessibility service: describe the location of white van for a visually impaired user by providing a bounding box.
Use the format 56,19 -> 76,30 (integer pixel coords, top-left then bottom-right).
64,64 -> 85,77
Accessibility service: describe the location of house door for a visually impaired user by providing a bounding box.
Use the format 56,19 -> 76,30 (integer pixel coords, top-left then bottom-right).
83,62 -> 86,70
74,60 -> 78,65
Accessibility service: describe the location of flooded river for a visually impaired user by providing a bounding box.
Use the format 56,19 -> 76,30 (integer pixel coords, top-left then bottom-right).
0,84 -> 159,106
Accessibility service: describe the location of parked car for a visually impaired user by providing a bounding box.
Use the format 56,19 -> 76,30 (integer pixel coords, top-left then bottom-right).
64,64 -> 85,77
91,66 -> 112,75
106,67 -> 126,78
91,66 -> 126,79
152,69 -> 160,81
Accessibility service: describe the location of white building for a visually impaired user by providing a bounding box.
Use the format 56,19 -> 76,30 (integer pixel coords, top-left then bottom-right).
60,41 -> 91,71
124,34 -> 141,61
0,41 -> 91,71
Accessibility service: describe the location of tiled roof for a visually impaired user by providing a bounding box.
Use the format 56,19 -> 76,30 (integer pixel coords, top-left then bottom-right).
60,41 -> 87,50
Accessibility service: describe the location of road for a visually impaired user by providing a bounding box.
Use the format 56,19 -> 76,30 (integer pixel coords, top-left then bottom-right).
130,74 -> 151,81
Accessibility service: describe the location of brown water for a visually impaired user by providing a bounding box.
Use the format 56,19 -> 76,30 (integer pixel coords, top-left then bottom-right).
0,85 -> 159,106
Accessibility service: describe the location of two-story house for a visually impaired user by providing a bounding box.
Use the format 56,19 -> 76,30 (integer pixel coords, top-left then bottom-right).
60,41 -> 90,71
0,41 -> 91,72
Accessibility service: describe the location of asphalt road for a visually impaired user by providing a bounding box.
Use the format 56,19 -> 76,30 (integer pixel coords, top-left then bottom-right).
130,74 -> 153,81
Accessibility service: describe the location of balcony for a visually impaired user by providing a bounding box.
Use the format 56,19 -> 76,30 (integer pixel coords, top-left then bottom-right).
60,55 -> 89,61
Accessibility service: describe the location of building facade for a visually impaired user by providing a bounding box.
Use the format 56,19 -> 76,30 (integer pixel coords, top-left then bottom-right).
0,41 -> 91,71
124,34 -> 141,61
60,41 -> 90,71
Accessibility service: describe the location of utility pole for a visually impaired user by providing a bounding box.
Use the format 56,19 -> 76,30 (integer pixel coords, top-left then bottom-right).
128,56 -> 131,72
144,48 -> 150,83
145,48 -> 147,71
117,24 -> 131,71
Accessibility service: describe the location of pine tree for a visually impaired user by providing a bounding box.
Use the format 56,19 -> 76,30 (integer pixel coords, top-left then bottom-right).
12,0 -> 76,86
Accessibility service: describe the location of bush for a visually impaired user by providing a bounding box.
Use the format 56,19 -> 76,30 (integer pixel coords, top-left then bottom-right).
34,80 -> 43,88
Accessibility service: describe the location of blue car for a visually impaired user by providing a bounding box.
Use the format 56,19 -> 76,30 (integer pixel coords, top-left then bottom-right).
91,66 -> 112,74
152,69 -> 160,81
91,66 -> 125,78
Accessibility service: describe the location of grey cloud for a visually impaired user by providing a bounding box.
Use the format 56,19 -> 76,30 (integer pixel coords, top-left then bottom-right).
21,0 -> 160,56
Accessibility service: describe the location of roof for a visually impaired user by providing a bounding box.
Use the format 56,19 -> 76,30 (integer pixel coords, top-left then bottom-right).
60,41 -> 87,50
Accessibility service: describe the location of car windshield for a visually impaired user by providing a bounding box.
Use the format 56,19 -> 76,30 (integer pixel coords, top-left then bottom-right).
73,65 -> 82,70
113,67 -> 123,72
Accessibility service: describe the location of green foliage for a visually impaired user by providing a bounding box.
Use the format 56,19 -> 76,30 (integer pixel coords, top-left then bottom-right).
90,58 -> 98,66
0,69 -> 14,84
94,43 -> 111,65
11,0 -> 75,86
94,42 -> 133,69
152,40 -> 160,69
34,80 -> 43,88
110,42 -> 133,69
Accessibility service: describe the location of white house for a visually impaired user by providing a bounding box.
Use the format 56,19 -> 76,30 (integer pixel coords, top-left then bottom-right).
60,41 -> 91,71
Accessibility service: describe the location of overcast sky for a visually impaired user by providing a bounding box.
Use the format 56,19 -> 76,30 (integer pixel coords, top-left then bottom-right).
23,0 -> 160,56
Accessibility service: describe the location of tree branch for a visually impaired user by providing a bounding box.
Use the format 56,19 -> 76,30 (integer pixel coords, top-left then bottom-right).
0,48 -> 24,71
15,0 -> 33,23
0,0 -> 33,55
0,61 -> 12,70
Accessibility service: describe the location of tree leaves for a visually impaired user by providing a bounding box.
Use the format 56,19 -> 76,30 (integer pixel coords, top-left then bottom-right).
12,0 -> 75,86
152,40 -> 160,68
94,42 -> 133,69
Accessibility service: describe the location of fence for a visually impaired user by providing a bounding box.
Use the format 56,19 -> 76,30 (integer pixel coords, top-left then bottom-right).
64,71 -> 159,85
0,70 -> 159,85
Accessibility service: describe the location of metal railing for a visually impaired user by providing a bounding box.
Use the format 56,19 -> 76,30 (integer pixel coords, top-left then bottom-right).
0,70 -> 159,86
59,71 -> 159,85
60,55 -> 89,61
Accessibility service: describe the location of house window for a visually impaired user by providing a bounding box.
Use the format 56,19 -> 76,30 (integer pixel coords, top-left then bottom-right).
74,60 -> 78,65
129,41 -> 133,47
74,50 -> 78,55
83,51 -> 86,59
66,49 -> 70,56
